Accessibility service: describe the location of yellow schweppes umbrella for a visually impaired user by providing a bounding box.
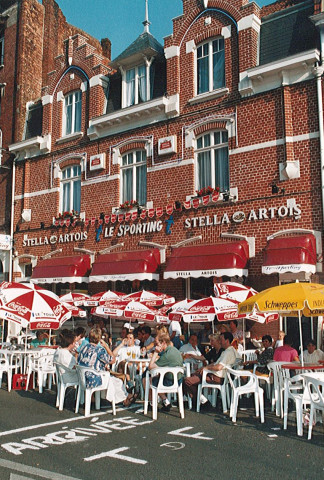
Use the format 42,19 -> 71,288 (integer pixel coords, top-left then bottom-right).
238,282 -> 324,365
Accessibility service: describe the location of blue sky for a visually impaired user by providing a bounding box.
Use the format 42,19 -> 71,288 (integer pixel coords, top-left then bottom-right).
56,0 -> 273,59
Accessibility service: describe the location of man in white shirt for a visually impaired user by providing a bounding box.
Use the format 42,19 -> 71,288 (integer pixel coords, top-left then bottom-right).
303,339 -> 324,363
169,320 -> 182,349
184,332 -> 239,405
113,332 -> 141,392
180,333 -> 207,371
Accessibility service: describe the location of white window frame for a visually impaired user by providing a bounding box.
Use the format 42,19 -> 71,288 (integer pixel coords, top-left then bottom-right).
121,150 -> 147,206
121,61 -> 152,108
60,164 -> 81,213
0,33 -> 4,66
195,130 -> 229,192
63,90 -> 82,136
196,37 -> 225,96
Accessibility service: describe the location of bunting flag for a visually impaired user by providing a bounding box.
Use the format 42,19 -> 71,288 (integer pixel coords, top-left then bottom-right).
183,201 -> 191,210
140,209 -> 147,219
65,218 -> 71,227
59,219 -> 65,227
212,191 -> 220,202
166,204 -> 173,215
148,208 -> 155,218
98,219 -> 103,225
192,198 -> 200,209
91,217 -> 96,226
54,219 -> 59,227
118,213 -> 124,223
156,206 -> 163,217
202,195 -> 210,206
125,212 -> 132,222
84,219 -> 90,226
110,214 -> 117,223
104,215 -> 110,224
71,218 -> 78,227
131,211 -> 138,221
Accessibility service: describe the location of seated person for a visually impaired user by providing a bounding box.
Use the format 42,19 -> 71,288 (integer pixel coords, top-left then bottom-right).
141,326 -> 155,352
53,330 -> 78,384
197,323 -> 213,348
229,320 -> 243,342
273,335 -> 299,362
184,332 -> 239,406
72,326 -> 87,356
243,335 -> 273,374
30,330 -> 48,348
205,334 -> 224,364
274,330 -> 286,349
168,321 -> 182,350
78,327 -> 130,406
113,332 -> 141,393
303,339 -> 324,363
146,332 -> 184,411
180,333 -> 207,371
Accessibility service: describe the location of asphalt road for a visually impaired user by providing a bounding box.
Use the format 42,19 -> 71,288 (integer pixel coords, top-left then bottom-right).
0,385 -> 323,480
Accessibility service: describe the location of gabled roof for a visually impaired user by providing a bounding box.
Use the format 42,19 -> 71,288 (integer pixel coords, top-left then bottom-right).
111,31 -> 164,68
260,0 -> 318,65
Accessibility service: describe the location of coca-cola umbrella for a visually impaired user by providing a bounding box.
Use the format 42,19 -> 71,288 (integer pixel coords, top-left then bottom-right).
59,292 -> 90,306
0,282 -> 71,330
168,299 -> 194,321
84,290 -> 124,307
93,300 -> 163,323
62,302 -> 87,318
214,282 -> 258,303
180,296 -> 242,324
123,290 -> 175,307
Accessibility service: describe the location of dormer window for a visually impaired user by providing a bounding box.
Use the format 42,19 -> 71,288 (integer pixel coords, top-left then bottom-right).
63,90 -> 82,136
197,37 -> 225,95
123,63 -> 153,108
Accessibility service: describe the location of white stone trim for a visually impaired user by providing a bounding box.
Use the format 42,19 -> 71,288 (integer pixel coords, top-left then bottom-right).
56,131 -> 83,144
42,95 -> 53,106
188,87 -> 229,105
14,187 -> 60,201
230,132 -> 319,155
237,14 -> 261,33
89,74 -> 109,88
57,91 -> 64,102
221,25 -> 231,39
164,45 -> 180,59
186,40 -> 196,54
148,158 -> 194,173
80,81 -> 88,93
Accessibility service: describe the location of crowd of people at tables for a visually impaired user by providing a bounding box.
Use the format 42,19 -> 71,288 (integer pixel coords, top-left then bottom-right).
31,317 -> 324,411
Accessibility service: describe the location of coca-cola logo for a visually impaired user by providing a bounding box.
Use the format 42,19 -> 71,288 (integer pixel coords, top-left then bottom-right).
222,311 -> 237,320
53,304 -> 63,316
189,306 -> 213,313
8,302 -> 29,315
34,322 -> 51,328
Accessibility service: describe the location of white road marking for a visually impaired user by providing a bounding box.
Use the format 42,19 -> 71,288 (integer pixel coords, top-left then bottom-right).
10,475 -> 34,480
84,447 -> 147,465
160,442 -> 186,450
0,405 -> 137,438
168,427 -> 213,440
0,459 -> 81,480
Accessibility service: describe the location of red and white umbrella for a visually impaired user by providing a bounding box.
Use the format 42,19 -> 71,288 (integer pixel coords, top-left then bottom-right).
179,296 -> 242,323
63,302 -> 87,318
0,282 -> 71,330
214,282 -> 258,303
93,300 -> 164,323
84,290 -> 124,307
168,299 -> 194,321
123,290 -> 175,307
59,292 -> 90,306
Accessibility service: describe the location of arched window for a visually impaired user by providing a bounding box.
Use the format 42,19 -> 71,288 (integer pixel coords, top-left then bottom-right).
196,130 -> 229,192
61,165 -> 81,213
63,90 -> 82,136
121,150 -> 147,206
197,37 -> 225,95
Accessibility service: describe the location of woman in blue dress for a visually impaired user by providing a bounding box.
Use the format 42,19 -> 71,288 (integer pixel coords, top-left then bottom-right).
77,327 -> 114,387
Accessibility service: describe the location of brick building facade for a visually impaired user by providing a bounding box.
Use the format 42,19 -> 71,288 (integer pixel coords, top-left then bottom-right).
6,0 -> 324,344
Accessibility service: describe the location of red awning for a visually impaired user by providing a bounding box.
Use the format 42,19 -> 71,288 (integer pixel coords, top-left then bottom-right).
89,249 -> 161,282
31,255 -> 91,284
262,234 -> 317,275
163,242 -> 249,279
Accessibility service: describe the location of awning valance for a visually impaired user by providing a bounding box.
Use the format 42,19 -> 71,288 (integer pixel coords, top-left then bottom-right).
262,234 -> 317,275
163,242 -> 249,279
89,249 -> 161,282
31,255 -> 91,284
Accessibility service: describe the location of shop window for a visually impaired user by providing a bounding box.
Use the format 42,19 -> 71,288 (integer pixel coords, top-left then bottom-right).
197,37 -> 225,95
196,130 -> 229,192
61,165 -> 81,213
63,90 -> 82,136
0,32 -> 4,66
121,150 -> 146,206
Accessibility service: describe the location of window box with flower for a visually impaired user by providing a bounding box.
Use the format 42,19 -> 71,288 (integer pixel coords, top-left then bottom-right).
119,200 -> 140,211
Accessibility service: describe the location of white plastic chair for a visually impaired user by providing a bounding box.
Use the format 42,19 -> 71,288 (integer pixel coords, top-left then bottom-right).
196,368 -> 229,413
304,374 -> 324,440
25,352 -> 56,393
267,361 -> 288,416
226,367 -> 265,423
0,353 -> 12,391
241,350 -> 258,362
75,365 -> 116,417
54,362 -> 79,411
144,367 -> 185,420
283,374 -> 309,436
252,363 -> 272,400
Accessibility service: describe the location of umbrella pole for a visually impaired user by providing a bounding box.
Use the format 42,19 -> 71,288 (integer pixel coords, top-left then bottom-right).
298,311 -> 304,366
243,319 -> 246,359
49,329 -> 51,346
